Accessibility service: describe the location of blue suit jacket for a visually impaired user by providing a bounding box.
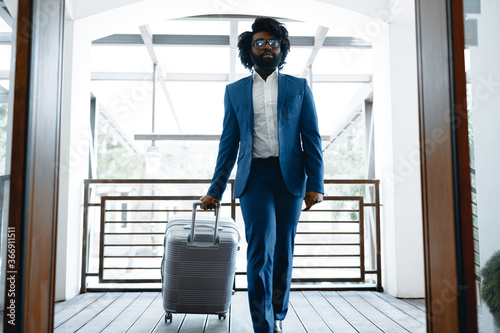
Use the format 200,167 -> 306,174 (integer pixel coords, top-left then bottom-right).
207,72 -> 324,199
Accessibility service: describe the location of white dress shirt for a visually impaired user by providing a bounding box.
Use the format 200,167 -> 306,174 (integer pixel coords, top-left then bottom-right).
252,69 -> 279,158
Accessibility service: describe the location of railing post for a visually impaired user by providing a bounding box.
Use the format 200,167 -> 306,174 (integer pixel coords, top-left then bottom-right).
80,180 -> 90,293
375,181 -> 383,292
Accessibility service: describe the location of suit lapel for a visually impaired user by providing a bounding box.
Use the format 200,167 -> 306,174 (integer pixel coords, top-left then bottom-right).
278,72 -> 288,125
243,75 -> 254,135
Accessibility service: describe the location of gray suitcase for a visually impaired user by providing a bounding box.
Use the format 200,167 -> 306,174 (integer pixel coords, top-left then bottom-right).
161,202 -> 240,323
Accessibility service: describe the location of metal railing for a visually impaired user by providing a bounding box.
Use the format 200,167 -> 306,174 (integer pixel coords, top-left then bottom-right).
81,179 -> 381,292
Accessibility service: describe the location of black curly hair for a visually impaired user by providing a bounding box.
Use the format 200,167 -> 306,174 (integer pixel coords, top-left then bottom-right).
238,17 -> 290,71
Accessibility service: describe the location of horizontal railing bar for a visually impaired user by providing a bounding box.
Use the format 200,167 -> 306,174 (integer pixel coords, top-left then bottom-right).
86,287 -> 163,292
290,286 -> 376,291
291,278 -> 363,283
101,264 -> 364,270
105,209 -> 193,213
89,204 -> 376,210
104,220 -> 360,224
104,255 -> 163,258
104,244 -> 163,247
97,277 -> 365,284
104,232 -> 165,235
93,203 -> 233,209
86,178 -> 378,185
296,231 -> 359,235
100,279 -> 162,283
104,232 -> 359,236
298,220 -> 359,223
235,272 -> 363,279
103,267 -> 159,270
293,266 -> 362,269
305,209 -> 361,212
323,179 -> 379,184
295,243 -> 360,246
103,195 -> 201,201
293,254 -> 360,257
86,273 -> 99,277
105,221 -> 167,224
86,179 -> 213,184
84,286 -> 378,292
323,196 -> 363,201
365,270 -> 377,274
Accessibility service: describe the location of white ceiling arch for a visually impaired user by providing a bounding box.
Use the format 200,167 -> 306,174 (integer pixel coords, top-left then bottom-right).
67,0 -> 393,41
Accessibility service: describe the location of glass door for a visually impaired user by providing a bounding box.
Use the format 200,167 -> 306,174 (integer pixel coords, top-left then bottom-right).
464,0 -> 500,331
0,1 -> 18,330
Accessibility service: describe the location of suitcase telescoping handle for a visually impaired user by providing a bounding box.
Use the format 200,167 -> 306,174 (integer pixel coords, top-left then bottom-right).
191,201 -> 220,245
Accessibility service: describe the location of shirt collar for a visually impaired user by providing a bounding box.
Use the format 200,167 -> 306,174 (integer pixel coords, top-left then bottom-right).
253,68 -> 279,82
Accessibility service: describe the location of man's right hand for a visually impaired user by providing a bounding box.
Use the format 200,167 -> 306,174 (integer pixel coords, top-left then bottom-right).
200,195 -> 220,211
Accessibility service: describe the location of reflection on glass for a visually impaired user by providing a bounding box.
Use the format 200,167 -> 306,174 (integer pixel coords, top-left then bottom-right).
464,1 -> 500,331
0,0 -> 17,320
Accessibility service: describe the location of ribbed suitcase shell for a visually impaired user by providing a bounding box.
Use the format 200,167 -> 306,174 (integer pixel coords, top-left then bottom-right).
161,213 -> 239,317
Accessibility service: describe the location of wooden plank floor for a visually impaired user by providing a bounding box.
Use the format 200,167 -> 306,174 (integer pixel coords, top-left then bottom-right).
54,291 -> 426,332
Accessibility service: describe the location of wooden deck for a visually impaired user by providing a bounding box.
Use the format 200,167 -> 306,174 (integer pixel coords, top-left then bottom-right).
54,291 -> 426,332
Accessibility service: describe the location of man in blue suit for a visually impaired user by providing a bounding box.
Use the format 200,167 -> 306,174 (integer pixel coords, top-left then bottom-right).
201,17 -> 324,333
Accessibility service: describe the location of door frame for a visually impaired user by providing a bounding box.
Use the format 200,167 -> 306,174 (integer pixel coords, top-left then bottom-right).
415,0 -> 477,331
3,0 -> 65,332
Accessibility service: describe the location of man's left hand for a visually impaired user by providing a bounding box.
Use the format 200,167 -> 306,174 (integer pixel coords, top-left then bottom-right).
302,191 -> 323,211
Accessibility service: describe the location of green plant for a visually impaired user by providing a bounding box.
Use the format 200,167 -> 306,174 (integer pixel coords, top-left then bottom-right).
481,250 -> 500,315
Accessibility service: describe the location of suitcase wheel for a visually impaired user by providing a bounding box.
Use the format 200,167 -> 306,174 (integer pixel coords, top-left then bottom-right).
218,313 -> 227,320
165,312 -> 173,323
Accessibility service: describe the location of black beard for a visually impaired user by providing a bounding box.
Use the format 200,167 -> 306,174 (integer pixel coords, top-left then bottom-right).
250,51 -> 281,70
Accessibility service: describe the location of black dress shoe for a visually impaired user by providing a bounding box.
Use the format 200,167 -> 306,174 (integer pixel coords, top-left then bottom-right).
274,320 -> 283,332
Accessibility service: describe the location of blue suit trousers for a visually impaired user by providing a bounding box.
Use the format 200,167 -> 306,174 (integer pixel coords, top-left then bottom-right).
239,161 -> 303,333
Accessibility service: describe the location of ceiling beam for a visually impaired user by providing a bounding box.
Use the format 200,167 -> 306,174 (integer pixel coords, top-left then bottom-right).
138,25 -> 158,63
179,14 -> 299,22
91,72 -> 372,83
135,134 -> 332,141
0,5 -> 12,28
300,26 -> 329,79
0,32 -> 12,45
138,24 -> 182,133
93,34 -> 371,48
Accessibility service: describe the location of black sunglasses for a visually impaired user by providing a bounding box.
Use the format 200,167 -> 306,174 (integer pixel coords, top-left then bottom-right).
251,39 -> 281,49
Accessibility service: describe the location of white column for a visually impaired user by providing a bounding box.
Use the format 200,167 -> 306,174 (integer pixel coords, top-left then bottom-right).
372,20 -> 425,297
55,15 -> 92,301
469,0 -> 500,331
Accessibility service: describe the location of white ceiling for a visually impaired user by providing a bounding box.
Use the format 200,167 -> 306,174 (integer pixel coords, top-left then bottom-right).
66,0 -> 411,41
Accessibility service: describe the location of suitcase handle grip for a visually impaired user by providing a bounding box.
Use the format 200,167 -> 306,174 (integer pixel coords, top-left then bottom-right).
191,201 -> 220,245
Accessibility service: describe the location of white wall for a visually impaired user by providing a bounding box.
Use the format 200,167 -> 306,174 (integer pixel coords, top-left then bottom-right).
372,20 -> 425,297
469,0 -> 500,331
55,14 -> 92,301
